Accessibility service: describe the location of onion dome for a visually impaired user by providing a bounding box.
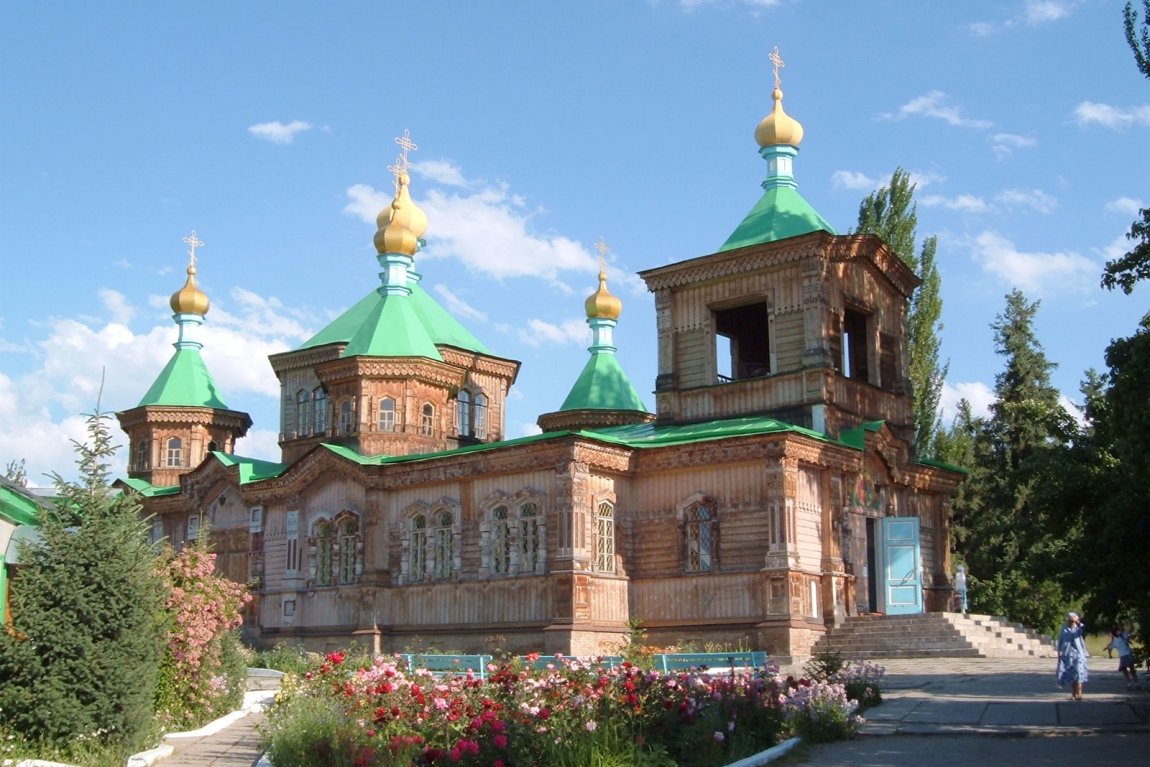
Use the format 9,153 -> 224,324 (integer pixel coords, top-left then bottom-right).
374,171 -> 430,255
584,267 -> 622,321
169,264 -> 210,316
755,87 -> 804,148
374,197 -> 419,256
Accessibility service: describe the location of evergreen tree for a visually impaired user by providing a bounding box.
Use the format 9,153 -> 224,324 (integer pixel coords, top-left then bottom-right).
1102,2 -> 1150,293
951,291 -> 1073,633
856,168 -> 947,456
0,410 -> 168,751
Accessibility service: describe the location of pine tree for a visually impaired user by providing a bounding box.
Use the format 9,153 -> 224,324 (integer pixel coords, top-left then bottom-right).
856,168 -> 948,456
953,291 -> 1074,633
0,410 -> 168,751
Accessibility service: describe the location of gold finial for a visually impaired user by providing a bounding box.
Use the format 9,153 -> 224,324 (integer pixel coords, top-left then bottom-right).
769,46 -> 784,90
585,237 -> 622,321
394,129 -> 418,172
171,231 -> 210,315
183,230 -> 204,268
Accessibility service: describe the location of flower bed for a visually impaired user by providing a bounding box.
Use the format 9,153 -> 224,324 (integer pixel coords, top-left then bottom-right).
262,652 -> 879,767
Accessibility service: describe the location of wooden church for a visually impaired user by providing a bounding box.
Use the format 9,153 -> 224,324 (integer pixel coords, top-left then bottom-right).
116,65 -> 963,662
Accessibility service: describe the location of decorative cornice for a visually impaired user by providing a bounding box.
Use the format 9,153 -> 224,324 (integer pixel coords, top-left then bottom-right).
269,344 -> 343,374
537,409 -> 655,433
439,348 -> 521,381
317,357 -> 464,389
117,405 -> 252,433
639,232 -> 829,292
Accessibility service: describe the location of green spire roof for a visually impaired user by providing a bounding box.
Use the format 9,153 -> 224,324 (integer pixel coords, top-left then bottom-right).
296,283 -> 491,357
138,347 -> 230,409
719,185 -> 836,252
558,353 -> 648,413
342,292 -> 443,359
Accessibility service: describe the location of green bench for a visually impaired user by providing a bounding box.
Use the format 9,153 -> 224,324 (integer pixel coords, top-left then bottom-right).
400,653 -> 494,681
517,654 -> 624,671
654,651 -> 768,674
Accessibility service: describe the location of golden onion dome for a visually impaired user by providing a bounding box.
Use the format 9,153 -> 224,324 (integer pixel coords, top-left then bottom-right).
169,265 -> 210,315
374,199 -> 419,256
584,267 -> 622,321
755,88 -> 804,148
375,172 -> 428,239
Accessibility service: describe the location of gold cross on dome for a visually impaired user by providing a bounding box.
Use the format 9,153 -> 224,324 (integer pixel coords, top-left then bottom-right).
595,237 -> 610,270
769,46 -> 785,89
394,129 -> 418,171
183,230 -> 204,267
387,155 -> 405,194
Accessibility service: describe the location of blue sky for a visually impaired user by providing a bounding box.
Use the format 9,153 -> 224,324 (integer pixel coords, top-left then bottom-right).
1,1 -> 1146,484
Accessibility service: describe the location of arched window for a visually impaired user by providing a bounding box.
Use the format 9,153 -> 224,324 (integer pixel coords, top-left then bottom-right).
519,502 -> 541,573
474,393 -> 489,440
378,396 -> 396,432
595,501 -> 615,573
296,389 -> 311,437
433,510 -> 453,580
166,437 -> 183,468
312,387 -> 328,435
409,515 -> 427,583
313,520 -> 334,586
337,515 -> 359,585
456,390 -> 472,436
421,403 -> 434,436
491,505 -> 511,574
339,400 -> 355,435
684,501 -> 716,573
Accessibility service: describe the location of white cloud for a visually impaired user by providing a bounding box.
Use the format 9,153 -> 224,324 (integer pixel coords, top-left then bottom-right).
1106,197 -> 1145,217
0,284 -> 312,483
1097,231 -> 1133,265
1073,101 -> 1150,129
969,0 -> 1076,35
971,230 -> 1096,294
907,171 -> 945,190
432,284 -> 488,323
413,160 -> 468,187
921,194 -> 989,213
1024,1 -> 1075,25
939,380 -> 995,422
99,288 -> 135,325
345,175 -> 599,283
248,120 -> 313,145
990,132 -> 1037,159
995,188 -> 1057,214
883,91 -> 993,130
516,318 -> 589,348
831,171 -> 877,191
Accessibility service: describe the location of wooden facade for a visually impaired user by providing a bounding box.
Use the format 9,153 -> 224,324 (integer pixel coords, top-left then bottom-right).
127,222 -> 962,663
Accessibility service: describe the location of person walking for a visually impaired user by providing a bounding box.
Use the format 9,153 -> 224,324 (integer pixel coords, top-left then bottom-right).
1057,611 -> 1089,700
1105,626 -> 1139,690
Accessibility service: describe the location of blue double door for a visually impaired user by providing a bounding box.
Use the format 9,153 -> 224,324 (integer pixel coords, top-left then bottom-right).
866,517 -> 922,615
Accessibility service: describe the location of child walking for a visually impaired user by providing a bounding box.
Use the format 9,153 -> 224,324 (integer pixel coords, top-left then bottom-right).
1105,626 -> 1139,690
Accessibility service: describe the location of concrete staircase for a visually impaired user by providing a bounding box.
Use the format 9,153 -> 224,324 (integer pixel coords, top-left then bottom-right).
810,612 -> 1057,660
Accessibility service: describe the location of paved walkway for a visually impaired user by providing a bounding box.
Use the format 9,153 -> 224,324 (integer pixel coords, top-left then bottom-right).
144,657 -> 1148,767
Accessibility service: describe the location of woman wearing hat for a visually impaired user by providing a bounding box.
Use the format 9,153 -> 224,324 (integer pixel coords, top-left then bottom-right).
1058,611 -> 1089,700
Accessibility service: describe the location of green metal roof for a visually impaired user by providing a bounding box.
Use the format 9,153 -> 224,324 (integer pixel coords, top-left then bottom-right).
137,347 -> 230,409
297,284 -> 492,356
719,185 -> 836,252
210,452 -> 288,483
558,353 -> 648,413
341,292 -> 443,360
0,480 -> 45,526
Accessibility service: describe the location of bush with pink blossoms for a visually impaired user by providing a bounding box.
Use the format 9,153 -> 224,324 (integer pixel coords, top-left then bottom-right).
154,537 -> 252,730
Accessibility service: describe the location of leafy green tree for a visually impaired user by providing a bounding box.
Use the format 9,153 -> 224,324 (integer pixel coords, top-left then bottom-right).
3,459 -> 27,487
0,411 -> 168,752
1057,314 -> 1150,639
1102,3 -> 1150,293
950,291 -> 1074,633
856,168 -> 947,456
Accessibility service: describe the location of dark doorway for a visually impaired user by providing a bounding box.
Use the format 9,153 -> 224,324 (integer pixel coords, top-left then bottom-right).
865,517 -> 878,612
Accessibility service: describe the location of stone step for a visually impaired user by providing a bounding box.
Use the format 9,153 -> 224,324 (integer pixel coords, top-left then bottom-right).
810,612 -> 1057,660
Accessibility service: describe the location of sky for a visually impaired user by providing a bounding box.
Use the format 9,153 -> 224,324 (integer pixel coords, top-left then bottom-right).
1,0 -> 1147,486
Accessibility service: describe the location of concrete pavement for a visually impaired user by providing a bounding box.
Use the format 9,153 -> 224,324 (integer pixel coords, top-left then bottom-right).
141,656 -> 1148,767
